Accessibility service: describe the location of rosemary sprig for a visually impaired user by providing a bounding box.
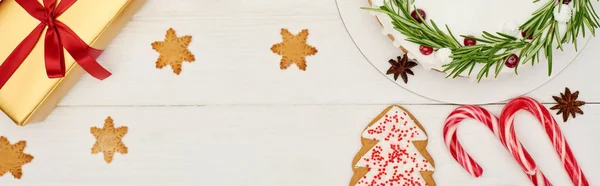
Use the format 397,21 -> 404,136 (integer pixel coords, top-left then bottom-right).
363,0 -> 600,82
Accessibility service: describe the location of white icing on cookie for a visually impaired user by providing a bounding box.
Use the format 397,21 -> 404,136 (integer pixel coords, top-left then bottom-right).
354,107 -> 434,186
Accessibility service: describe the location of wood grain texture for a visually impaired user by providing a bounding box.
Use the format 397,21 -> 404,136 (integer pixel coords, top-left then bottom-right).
0,105 -> 598,185
55,0 -> 600,106
1,0 -> 599,185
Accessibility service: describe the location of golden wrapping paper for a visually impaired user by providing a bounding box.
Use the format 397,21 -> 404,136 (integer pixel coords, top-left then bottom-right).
0,0 -> 145,125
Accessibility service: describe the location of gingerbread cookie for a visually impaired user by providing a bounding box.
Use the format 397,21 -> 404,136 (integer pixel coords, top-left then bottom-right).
270,28 -> 318,71
350,105 -> 436,186
0,136 -> 33,179
152,28 -> 195,75
91,116 -> 129,163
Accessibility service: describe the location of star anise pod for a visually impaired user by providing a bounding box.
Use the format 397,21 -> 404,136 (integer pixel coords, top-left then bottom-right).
550,87 -> 585,122
386,54 -> 418,84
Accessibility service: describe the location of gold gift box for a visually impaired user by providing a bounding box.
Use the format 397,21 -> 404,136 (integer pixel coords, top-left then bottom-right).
0,0 -> 145,125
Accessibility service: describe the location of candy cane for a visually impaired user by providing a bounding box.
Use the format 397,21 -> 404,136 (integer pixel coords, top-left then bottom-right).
500,97 -> 589,186
443,105 -> 552,186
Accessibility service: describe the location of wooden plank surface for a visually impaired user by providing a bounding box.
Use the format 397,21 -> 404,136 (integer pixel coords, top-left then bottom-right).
0,105 -> 598,186
55,0 -> 600,106
0,0 -> 599,185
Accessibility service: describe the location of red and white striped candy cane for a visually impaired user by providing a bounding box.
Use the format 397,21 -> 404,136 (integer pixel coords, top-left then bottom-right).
500,97 -> 589,186
443,105 -> 552,186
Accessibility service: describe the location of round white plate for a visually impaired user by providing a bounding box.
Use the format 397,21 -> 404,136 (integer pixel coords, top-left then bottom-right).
335,0 -> 594,104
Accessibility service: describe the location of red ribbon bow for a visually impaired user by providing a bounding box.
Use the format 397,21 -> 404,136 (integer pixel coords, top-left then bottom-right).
0,0 -> 111,90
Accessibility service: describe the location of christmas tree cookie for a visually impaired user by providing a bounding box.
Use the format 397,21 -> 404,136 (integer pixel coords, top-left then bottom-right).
350,105 -> 436,186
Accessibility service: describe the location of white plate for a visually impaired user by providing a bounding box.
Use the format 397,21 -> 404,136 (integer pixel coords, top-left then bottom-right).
335,0 -> 594,104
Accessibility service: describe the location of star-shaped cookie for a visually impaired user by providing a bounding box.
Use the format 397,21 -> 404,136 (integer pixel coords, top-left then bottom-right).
91,117 -> 128,163
152,28 -> 195,75
0,136 -> 33,179
271,28 -> 318,70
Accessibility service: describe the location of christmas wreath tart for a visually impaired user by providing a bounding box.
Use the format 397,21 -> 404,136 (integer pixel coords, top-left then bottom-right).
366,0 -> 600,81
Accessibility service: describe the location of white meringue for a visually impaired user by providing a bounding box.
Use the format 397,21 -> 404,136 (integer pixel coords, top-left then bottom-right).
553,5 -> 572,23
434,48 -> 453,65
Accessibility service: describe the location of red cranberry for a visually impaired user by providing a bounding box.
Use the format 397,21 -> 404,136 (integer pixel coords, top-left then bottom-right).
521,30 -> 533,40
463,37 -> 477,46
419,45 -> 434,55
411,9 -> 427,24
505,54 -> 519,68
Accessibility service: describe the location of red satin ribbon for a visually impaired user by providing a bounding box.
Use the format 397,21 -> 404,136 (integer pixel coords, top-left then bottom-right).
0,0 -> 111,90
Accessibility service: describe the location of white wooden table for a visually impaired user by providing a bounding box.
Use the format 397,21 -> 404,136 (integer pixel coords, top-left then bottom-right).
1,0 -> 599,185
